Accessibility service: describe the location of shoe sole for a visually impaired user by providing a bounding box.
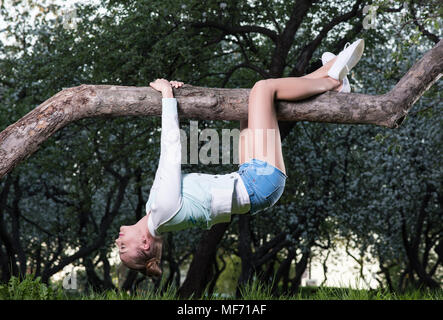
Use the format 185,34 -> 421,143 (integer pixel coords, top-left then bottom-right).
328,39 -> 364,80
339,77 -> 350,93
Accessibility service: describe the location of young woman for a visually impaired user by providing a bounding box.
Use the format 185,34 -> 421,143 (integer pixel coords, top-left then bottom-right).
115,39 -> 365,277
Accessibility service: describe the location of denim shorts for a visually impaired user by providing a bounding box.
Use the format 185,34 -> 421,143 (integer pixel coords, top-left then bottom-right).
237,158 -> 287,214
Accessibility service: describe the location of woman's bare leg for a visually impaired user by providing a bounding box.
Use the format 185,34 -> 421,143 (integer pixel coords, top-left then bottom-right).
300,57 -> 344,91
301,57 -> 334,78
239,61 -> 341,174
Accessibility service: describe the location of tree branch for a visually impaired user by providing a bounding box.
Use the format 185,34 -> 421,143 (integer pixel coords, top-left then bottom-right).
291,0 -> 363,76
409,0 -> 440,44
190,21 -> 279,43
0,39 -> 442,180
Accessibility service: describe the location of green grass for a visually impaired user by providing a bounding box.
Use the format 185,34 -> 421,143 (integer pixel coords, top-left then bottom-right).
0,274 -> 441,300
292,286 -> 442,300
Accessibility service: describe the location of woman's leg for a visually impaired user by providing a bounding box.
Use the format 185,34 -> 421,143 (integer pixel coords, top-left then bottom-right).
301,57 -> 337,78
239,60 -> 341,174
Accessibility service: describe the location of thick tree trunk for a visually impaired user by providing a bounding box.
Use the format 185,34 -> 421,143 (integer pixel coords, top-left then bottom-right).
178,222 -> 229,298
272,249 -> 297,295
237,214 -> 254,286
0,175 -> 19,278
400,186 -> 440,289
290,249 -> 311,294
1,39 -> 442,180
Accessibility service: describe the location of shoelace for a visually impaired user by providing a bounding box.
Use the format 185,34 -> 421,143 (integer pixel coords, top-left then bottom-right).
343,42 -> 352,72
319,42 -> 352,62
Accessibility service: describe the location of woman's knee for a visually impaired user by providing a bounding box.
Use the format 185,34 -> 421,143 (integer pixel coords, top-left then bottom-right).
251,79 -> 275,96
253,79 -> 271,89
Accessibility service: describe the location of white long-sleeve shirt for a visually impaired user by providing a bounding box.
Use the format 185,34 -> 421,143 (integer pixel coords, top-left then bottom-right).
146,98 -> 250,237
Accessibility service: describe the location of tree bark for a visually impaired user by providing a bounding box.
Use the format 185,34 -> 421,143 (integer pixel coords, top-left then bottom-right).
400,186 -> 440,289
0,175 -> 19,278
272,249 -> 296,295
290,249 -> 311,294
178,222 -> 229,298
237,214 -> 254,287
1,39 -> 442,180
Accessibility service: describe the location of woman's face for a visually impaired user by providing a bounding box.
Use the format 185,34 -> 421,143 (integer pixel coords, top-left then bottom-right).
115,218 -> 146,269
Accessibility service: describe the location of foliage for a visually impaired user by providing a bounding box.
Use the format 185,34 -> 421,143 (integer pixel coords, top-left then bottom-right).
0,274 -> 64,300
1,275 -> 441,300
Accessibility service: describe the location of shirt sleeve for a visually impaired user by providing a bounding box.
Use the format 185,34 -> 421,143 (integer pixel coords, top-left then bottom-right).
146,98 -> 183,237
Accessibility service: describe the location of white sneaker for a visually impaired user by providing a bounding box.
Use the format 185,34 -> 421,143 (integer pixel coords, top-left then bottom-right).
321,51 -> 351,93
327,39 -> 364,81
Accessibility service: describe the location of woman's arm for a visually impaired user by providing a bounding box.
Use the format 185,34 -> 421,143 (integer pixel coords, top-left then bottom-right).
146,79 -> 184,237
146,79 -> 180,197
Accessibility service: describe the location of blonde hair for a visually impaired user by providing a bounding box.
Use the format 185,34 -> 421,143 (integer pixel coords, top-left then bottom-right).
143,257 -> 162,277
126,236 -> 163,278
142,236 -> 163,277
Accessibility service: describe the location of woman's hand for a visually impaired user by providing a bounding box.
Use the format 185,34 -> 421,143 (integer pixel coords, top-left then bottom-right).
149,79 -> 184,98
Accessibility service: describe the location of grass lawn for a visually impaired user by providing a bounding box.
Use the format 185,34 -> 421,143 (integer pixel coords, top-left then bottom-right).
0,275 -> 441,300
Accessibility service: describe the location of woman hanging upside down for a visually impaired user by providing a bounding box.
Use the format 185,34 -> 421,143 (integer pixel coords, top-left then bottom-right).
115,39 -> 365,277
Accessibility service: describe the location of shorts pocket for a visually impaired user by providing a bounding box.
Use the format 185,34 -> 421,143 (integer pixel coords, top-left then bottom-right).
261,171 -> 282,191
